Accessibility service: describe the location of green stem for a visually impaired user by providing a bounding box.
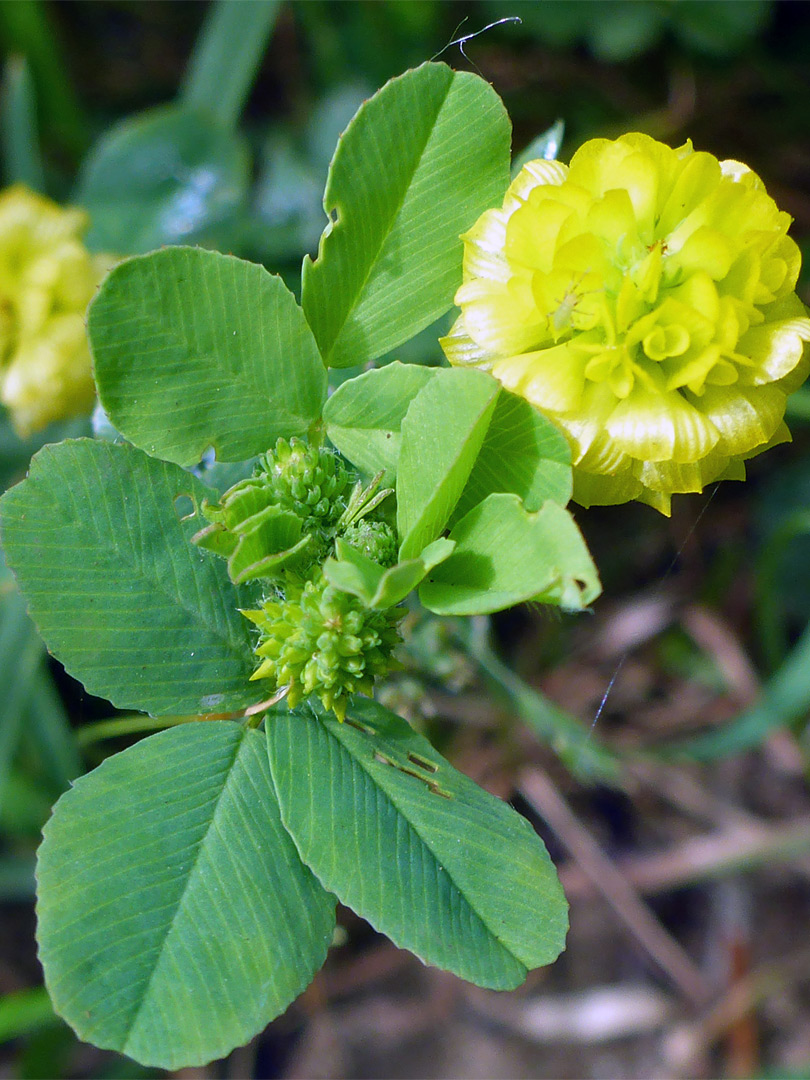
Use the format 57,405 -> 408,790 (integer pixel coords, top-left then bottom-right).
1,56 -> 44,189
0,0 -> 87,156
455,616 -> 621,784
754,509 -> 810,673
76,713 -> 205,747
785,387 -> 810,422
180,0 -> 280,130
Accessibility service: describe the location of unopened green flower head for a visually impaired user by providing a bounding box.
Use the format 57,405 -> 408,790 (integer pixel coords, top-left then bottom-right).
341,518 -> 398,567
242,572 -> 403,722
193,438 -> 358,587
0,185 -> 114,436
260,436 -> 350,525
442,133 -> 810,514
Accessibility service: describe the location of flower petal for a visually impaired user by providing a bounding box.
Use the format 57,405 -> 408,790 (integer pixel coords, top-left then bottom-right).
737,315 -> 810,386
504,159 -> 568,214
573,465 -> 642,508
439,314 -> 495,369
461,207 -> 511,283
696,384 -> 785,455
492,342 -> 588,414
455,277 -> 546,355
606,386 -> 720,463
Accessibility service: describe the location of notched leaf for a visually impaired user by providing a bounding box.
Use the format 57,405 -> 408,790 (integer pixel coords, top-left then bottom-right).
301,62 -> 511,368
350,706 -> 454,798
173,493 -> 198,521
407,751 -> 438,774
344,717 -> 375,736
420,493 -> 601,615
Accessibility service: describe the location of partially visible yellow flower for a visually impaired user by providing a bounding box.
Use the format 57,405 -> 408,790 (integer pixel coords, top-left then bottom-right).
442,133 -> 810,514
0,185 -> 112,437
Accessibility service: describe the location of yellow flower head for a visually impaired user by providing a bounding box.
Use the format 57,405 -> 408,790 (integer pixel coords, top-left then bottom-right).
442,133 -> 810,514
0,185 -> 112,437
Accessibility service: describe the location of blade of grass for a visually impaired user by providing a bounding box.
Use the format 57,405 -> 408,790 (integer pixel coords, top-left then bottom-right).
0,574 -> 46,815
667,619 -> 810,761
180,0 -> 280,130
0,638 -> 43,814
1,55 -> 44,189
27,668 -> 81,791
0,987 -> 59,1043
0,0 -> 87,155
455,616 -> 621,784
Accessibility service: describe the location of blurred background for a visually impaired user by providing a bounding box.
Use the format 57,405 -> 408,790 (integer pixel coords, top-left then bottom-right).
0,1 -> 810,1077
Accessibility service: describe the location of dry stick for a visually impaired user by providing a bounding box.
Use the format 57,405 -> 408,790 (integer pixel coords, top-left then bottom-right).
626,756 -> 810,888
626,759 -> 758,831
675,945 -> 810,1077
560,817 -> 810,901
519,768 -> 712,1007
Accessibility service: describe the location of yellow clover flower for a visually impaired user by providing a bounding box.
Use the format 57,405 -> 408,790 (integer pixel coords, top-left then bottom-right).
442,133 -> 810,514
0,185 -> 112,437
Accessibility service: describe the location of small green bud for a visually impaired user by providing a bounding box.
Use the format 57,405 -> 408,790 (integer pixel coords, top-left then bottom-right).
260,437 -> 351,525
341,519 -> 398,567
192,436 -> 357,584
242,571 -> 403,721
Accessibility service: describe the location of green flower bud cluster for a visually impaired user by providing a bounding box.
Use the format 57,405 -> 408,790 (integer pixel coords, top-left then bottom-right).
192,435 -> 403,720
341,518 -> 398,568
192,438 -> 352,585
243,574 -> 403,722
259,436 -> 350,524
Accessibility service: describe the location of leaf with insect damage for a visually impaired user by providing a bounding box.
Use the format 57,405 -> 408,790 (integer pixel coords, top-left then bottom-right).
301,62 -> 511,367
266,696 -> 568,989
420,492 -> 600,615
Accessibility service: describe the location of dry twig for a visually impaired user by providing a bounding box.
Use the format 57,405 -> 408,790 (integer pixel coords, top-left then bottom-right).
519,768 -> 712,1007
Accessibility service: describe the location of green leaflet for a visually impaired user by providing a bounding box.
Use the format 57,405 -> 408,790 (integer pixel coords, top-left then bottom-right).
397,367 -> 500,560
302,62 -> 511,367
76,104 -> 250,254
324,536 -> 455,608
450,388 -> 572,524
324,362 -> 437,482
267,697 -> 568,989
37,723 -> 335,1069
330,363 -> 577,592
90,247 -> 327,467
420,493 -> 601,615
0,439 -> 261,716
